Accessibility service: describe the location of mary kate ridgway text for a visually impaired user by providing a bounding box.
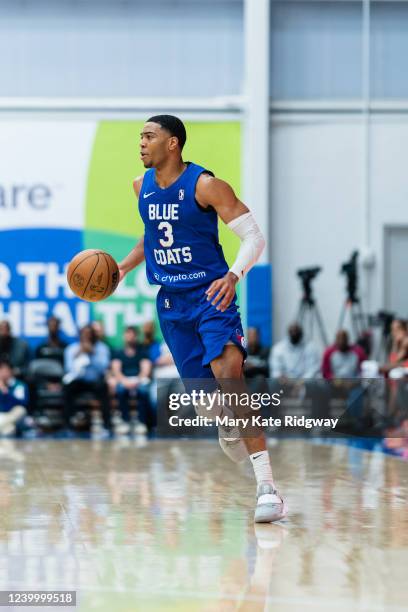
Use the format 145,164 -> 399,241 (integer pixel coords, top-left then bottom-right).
168,415 -> 339,430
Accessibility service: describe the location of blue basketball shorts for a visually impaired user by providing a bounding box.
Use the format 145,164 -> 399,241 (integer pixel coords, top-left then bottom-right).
156,283 -> 247,379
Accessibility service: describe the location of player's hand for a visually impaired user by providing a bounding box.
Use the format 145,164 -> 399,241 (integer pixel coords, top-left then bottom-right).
206,272 -> 238,312
118,267 -> 126,283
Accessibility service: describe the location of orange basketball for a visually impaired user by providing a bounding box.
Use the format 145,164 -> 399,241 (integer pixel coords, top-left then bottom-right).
67,249 -> 119,302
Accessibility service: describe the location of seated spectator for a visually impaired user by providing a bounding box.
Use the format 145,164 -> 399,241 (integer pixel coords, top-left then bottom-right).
35,316 -> 67,364
91,320 -> 113,357
0,321 -> 30,379
153,342 -> 178,379
380,319 -> 408,377
0,359 -> 31,437
244,327 -> 270,378
150,342 -> 182,418
108,326 -> 154,434
63,325 -> 111,434
270,323 -> 320,380
376,320 -> 408,427
141,321 -> 161,363
322,330 -> 367,379
321,330 -> 368,429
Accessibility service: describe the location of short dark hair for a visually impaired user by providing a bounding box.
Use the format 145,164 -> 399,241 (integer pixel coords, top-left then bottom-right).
79,324 -> 97,344
147,114 -> 187,150
0,358 -> 12,369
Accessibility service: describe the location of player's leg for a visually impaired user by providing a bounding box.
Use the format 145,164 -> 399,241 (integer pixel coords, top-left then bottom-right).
210,344 -> 286,523
156,288 -> 213,380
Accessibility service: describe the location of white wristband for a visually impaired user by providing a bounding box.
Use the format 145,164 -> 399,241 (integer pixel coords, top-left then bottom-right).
227,212 -> 265,280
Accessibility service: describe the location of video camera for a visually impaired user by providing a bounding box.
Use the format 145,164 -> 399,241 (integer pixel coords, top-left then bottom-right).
340,250 -> 358,302
297,266 -> 321,282
369,310 -> 395,337
297,267 -> 322,301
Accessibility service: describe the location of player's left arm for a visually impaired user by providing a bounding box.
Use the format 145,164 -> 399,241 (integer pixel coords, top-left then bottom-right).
196,175 -> 265,312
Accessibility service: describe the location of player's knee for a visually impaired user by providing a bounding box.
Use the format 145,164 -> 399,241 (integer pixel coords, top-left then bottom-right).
216,363 -> 242,379
213,360 -> 243,379
212,344 -> 244,379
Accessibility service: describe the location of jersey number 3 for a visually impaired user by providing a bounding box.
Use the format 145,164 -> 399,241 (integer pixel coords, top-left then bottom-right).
158,221 -> 174,247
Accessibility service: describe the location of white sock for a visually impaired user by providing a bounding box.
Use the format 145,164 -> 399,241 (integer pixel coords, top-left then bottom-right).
249,450 -> 274,487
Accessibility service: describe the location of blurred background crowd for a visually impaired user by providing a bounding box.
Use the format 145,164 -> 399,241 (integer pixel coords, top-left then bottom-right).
1,315 -> 407,452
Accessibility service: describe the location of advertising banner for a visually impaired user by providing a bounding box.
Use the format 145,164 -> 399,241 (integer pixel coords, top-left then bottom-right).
0,120 -> 241,347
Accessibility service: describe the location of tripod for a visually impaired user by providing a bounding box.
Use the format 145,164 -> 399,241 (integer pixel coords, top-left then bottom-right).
337,297 -> 367,341
338,252 -> 368,342
296,282 -> 329,347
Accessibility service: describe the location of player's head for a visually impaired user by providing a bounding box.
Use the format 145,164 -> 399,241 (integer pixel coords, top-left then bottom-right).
140,115 -> 186,168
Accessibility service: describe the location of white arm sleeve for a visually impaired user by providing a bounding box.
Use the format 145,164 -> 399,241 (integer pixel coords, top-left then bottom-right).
227,212 -> 266,280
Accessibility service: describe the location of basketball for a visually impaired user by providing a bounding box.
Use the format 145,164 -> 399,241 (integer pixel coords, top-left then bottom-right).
67,249 -> 119,302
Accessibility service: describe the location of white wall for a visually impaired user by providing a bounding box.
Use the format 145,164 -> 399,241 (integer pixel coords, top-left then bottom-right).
270,115 -> 408,345
370,117 -> 408,313
0,0 -> 243,98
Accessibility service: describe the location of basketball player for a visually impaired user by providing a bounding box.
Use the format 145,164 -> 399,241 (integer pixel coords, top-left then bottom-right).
118,115 -> 286,523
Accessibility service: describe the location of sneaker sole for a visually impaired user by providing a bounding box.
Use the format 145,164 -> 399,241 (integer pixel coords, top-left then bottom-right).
254,502 -> 287,523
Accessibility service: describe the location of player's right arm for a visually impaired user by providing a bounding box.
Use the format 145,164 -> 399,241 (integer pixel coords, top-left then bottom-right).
118,176 -> 145,281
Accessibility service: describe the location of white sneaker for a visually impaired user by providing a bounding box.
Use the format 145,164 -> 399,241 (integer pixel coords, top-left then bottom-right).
218,426 -> 248,463
0,407 -> 25,436
91,427 -> 110,440
133,420 -> 148,435
0,422 -> 15,436
90,420 -> 110,440
254,482 -> 287,523
114,421 -> 131,435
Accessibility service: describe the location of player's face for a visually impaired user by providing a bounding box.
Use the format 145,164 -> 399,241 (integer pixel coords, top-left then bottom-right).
140,122 -> 172,168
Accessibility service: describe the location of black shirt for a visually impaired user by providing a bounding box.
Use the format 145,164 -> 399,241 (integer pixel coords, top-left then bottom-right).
35,341 -> 67,364
113,344 -> 149,377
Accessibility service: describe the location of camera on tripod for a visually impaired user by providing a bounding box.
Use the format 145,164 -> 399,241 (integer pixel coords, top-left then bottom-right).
297,267 -> 322,300
368,310 -> 395,360
338,249 -> 368,342
297,266 -> 321,283
296,266 -> 328,346
340,250 -> 358,302
369,310 -> 395,331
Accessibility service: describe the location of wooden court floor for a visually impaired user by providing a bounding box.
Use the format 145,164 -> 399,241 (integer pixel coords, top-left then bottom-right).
0,437 -> 407,612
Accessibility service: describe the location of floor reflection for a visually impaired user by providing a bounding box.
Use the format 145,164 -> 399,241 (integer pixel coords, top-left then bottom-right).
0,438 -> 407,611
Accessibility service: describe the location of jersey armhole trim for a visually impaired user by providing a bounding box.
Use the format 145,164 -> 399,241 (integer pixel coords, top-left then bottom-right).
195,170 -> 216,214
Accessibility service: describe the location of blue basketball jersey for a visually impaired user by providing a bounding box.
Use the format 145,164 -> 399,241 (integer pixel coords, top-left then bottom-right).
139,162 -> 229,291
